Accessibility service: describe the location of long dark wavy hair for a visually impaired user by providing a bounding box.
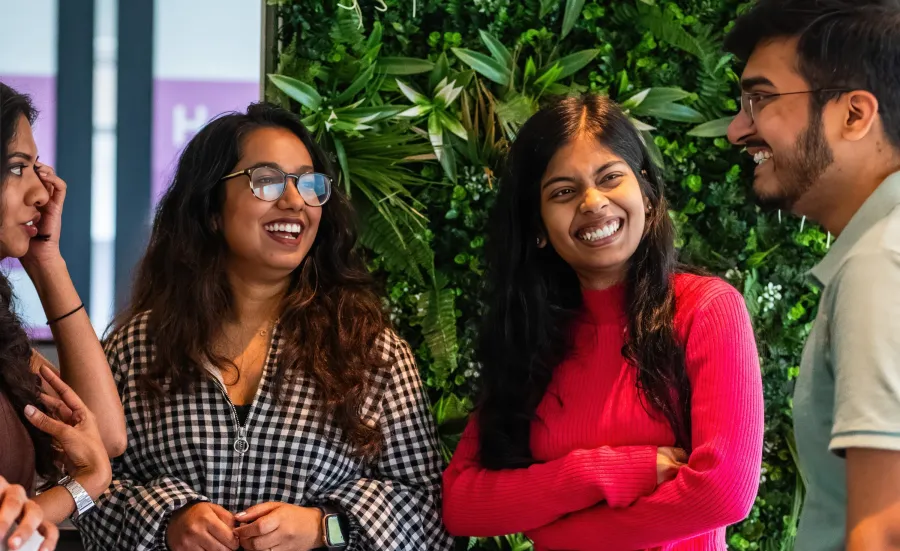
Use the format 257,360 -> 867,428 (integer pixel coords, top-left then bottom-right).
111,103 -> 389,458
477,94 -> 694,469
0,82 -> 60,481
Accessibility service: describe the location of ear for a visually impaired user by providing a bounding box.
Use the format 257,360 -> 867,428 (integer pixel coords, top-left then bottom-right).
841,90 -> 880,142
536,235 -> 547,248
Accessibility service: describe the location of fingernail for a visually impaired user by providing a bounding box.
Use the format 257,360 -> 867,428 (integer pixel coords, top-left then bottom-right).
10,536 -> 21,549
235,511 -> 246,518
24,405 -> 36,417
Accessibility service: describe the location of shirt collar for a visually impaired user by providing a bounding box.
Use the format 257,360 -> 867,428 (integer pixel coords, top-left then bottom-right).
811,170 -> 900,287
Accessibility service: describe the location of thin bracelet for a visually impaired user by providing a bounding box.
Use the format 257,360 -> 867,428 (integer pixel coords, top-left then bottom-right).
47,303 -> 84,325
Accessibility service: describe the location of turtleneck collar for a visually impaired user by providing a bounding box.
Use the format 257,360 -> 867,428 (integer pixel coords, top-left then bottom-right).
580,283 -> 627,324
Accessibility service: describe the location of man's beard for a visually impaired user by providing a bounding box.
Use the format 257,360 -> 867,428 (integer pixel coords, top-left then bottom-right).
753,109 -> 834,211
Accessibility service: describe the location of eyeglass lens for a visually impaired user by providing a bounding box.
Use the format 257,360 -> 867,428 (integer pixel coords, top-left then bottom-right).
249,166 -> 331,205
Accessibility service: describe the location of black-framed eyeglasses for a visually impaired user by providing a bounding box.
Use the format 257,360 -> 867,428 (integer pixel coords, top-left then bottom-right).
739,89 -> 852,122
220,166 -> 332,206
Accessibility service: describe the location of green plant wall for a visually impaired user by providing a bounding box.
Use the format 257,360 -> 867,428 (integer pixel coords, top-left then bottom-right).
267,1 -> 822,549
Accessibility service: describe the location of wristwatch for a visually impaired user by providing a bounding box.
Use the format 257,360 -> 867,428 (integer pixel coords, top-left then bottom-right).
316,505 -> 349,549
58,476 -> 95,521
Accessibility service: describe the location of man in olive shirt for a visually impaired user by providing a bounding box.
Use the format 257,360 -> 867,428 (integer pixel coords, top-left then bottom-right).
725,1 -> 900,550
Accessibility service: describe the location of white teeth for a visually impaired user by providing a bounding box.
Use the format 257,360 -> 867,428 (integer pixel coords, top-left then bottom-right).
25,221 -> 34,226
264,222 -> 303,237
753,151 -> 772,165
579,220 -> 621,242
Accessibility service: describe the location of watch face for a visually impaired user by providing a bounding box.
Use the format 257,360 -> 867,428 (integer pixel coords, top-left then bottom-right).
325,515 -> 346,546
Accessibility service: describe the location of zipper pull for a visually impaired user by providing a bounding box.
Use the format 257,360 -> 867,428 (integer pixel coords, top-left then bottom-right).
234,426 -> 249,454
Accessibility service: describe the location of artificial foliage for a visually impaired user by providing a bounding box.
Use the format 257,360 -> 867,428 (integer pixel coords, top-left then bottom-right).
267,1 -> 822,548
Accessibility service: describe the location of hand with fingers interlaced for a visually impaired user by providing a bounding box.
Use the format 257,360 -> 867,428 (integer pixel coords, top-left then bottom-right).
233,502 -> 324,551
166,502 -> 240,551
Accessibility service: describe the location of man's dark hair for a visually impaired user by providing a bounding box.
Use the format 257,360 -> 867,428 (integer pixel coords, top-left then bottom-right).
725,0 -> 900,149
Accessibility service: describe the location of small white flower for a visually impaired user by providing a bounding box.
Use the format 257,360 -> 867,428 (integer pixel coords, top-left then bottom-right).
759,282 -> 783,313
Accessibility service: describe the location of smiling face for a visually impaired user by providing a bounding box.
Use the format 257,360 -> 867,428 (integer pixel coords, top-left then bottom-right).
220,126 -> 322,278
0,115 -> 49,259
727,37 -> 835,211
539,134 -> 648,289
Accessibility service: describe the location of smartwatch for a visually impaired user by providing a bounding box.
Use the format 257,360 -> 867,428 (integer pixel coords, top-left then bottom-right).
317,505 -> 350,549
58,476 -> 95,521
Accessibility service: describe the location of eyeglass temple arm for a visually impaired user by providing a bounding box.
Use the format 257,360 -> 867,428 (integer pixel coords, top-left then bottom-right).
220,168 -> 254,182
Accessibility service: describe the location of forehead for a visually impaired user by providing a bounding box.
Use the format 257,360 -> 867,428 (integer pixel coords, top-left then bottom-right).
7,114 -> 38,154
741,36 -> 808,91
544,135 -> 622,176
239,126 -> 312,168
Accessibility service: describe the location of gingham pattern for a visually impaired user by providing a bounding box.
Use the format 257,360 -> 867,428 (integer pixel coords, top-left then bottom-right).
75,312 -> 453,551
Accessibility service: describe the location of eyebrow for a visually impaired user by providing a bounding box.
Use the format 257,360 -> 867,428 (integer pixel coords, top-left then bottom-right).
245,161 -> 315,173
5,152 -> 35,162
541,161 -> 626,190
740,76 -> 776,91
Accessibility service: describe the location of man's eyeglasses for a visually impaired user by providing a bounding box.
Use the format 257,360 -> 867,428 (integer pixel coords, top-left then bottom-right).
739,89 -> 851,123
220,166 -> 332,206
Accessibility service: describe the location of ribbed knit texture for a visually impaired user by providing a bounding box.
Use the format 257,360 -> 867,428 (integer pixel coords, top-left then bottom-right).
443,274 -> 764,551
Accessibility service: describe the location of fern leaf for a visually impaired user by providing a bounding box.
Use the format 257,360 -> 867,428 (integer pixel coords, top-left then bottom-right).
358,208 -> 432,286
637,10 -> 705,59
420,273 -> 459,388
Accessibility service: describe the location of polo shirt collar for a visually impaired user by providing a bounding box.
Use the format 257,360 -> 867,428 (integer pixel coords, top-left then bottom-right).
811,171 -> 900,287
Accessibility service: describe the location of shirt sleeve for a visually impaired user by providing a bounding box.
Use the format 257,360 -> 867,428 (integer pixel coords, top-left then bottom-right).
524,288 -> 764,550
442,416 -> 658,536
76,319 -> 210,551
74,470 -> 209,551
829,250 -> 900,452
318,336 -> 454,551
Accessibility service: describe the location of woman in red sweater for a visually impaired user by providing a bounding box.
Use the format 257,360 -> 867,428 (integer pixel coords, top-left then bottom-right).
443,94 -> 764,550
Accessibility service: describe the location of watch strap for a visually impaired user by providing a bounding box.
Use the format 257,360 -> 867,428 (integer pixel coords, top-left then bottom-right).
316,505 -> 348,549
58,475 -> 95,521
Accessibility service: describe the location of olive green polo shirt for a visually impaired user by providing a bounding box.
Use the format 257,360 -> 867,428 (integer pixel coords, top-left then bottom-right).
793,171 -> 900,551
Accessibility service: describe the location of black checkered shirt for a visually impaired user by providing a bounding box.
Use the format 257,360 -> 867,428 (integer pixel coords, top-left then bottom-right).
75,312 -> 453,551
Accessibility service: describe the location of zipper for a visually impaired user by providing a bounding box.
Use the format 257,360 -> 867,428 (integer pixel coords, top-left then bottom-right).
210,377 -> 252,454
204,338 -> 274,456
204,324 -> 277,509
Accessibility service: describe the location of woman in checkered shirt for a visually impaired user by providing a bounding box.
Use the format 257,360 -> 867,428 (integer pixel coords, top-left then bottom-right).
74,103 -> 453,551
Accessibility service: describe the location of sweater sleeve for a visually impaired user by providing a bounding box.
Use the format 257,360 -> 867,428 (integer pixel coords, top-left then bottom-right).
525,288 -> 764,550
442,416 -> 658,536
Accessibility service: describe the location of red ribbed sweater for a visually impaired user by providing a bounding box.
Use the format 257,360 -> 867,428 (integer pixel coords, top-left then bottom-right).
443,274 -> 764,551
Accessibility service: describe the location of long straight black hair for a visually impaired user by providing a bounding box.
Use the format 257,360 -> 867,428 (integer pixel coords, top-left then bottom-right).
477,94 -> 693,469
0,81 -> 60,481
